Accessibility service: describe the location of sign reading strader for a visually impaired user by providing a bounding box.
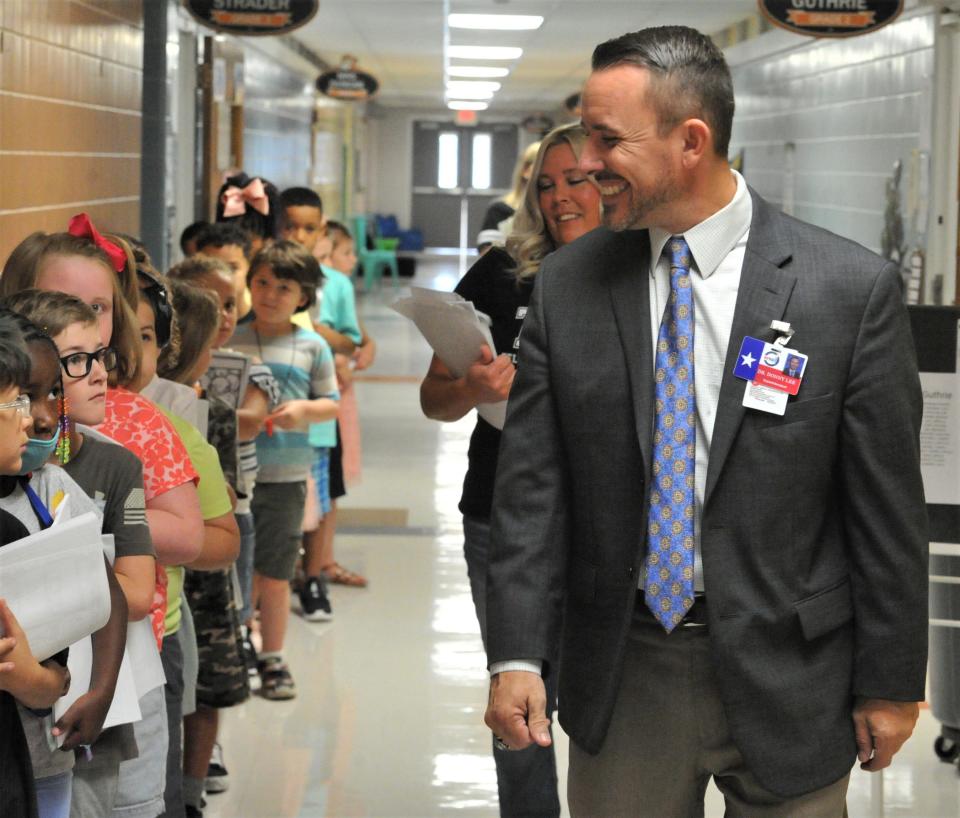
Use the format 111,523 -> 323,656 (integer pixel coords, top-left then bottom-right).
184,0 -> 319,37
758,0 -> 903,38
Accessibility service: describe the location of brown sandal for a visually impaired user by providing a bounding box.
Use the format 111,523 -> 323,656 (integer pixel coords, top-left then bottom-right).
321,562 -> 368,587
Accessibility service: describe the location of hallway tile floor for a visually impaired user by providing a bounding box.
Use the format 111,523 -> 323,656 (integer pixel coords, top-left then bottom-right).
207,259 -> 960,817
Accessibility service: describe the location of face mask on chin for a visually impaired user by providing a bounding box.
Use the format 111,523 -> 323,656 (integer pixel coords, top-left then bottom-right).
16,429 -> 60,476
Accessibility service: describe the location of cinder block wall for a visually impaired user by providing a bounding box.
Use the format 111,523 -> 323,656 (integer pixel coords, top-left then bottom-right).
728,11 -> 935,256
0,0 -> 144,264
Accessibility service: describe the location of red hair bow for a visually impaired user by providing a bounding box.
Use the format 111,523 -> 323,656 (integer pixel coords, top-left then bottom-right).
67,213 -> 127,273
220,177 -> 270,218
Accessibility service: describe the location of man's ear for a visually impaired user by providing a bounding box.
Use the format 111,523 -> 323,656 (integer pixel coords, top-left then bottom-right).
679,118 -> 711,169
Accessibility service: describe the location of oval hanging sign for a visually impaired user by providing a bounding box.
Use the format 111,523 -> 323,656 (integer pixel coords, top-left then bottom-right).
184,0 -> 318,37
522,113 -> 555,136
758,1 -> 903,38
317,56 -> 379,101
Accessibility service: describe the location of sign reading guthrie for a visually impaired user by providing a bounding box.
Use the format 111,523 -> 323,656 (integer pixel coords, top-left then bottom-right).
184,0 -> 319,36
758,0 -> 904,38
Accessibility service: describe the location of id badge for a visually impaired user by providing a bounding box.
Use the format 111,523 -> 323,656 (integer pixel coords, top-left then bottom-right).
734,335 -> 809,416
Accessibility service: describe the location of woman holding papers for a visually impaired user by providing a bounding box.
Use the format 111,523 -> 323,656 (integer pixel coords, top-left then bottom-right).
420,123 -> 602,818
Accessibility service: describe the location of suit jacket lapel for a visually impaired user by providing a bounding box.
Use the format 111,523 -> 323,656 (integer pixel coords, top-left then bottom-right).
704,192 -> 797,508
608,230 -> 655,472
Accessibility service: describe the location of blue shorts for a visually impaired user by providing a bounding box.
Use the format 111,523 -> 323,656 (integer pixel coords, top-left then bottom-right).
311,448 -> 332,516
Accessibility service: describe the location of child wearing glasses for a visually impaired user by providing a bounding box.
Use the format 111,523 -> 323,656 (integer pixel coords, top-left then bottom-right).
0,312 -> 55,818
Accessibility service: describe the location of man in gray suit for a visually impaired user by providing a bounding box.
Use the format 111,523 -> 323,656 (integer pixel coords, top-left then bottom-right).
484,26 -> 928,816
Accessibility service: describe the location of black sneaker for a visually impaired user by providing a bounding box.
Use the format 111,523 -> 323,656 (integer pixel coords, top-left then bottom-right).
205,742 -> 229,794
299,576 -> 333,622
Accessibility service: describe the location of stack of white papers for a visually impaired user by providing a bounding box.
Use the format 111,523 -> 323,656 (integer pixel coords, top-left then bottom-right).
392,287 -> 507,429
0,512 -> 110,661
52,535 -> 166,742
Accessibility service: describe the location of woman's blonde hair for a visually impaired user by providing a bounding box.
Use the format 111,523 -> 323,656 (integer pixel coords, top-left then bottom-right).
157,279 -> 219,385
507,123 -> 595,281
502,140 -> 542,210
0,230 -> 143,387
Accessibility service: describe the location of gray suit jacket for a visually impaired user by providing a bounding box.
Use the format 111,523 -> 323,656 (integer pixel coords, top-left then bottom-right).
486,190 -> 929,798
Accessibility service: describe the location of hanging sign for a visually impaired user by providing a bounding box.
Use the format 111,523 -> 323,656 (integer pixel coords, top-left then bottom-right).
184,0 -> 319,37
758,1 -> 903,38
316,55 -> 379,101
522,113 -> 554,136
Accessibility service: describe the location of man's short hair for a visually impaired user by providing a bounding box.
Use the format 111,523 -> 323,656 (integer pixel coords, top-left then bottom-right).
195,222 -> 252,258
247,239 -> 323,312
591,26 -> 735,158
280,187 -> 324,213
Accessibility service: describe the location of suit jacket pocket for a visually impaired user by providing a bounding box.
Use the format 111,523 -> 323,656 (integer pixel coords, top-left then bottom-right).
568,557 -> 597,605
794,577 -> 853,641
753,392 -> 835,430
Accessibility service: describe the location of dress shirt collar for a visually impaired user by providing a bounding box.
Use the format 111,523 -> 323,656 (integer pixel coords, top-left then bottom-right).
648,169 -> 752,279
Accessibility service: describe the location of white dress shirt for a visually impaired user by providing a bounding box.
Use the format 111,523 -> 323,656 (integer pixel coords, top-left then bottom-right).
491,170 -> 753,677
647,169 -> 752,592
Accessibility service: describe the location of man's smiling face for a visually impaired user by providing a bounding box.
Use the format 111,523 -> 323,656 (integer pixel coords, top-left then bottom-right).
578,64 -> 685,232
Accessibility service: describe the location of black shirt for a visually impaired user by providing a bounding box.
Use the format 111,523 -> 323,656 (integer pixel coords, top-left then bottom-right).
480,201 -> 515,233
454,248 -> 533,519
0,509 -> 38,818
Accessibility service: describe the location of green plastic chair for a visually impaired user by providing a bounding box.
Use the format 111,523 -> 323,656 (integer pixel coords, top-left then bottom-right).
352,215 -> 399,291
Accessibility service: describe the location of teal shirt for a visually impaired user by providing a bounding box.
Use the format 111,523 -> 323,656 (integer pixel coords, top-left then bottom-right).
307,266 -> 361,448
316,266 -> 362,344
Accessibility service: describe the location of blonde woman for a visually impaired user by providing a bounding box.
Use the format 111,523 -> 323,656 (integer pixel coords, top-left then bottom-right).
420,122 -> 601,817
477,139 -> 542,252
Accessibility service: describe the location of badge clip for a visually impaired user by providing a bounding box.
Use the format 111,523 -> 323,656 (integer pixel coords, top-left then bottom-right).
770,320 -> 794,348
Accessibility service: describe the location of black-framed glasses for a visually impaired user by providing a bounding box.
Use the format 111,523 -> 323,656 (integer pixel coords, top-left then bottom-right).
60,347 -> 118,379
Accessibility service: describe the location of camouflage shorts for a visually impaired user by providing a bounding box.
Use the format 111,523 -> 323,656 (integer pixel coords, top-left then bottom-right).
184,568 -> 250,708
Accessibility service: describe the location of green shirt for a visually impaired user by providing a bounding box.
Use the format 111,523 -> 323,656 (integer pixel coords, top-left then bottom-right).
159,408 -> 232,635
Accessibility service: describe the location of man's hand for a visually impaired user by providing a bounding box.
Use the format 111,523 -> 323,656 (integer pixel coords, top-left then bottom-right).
852,697 -> 920,771
53,689 -> 111,750
484,671 -> 552,751
465,346 -> 515,405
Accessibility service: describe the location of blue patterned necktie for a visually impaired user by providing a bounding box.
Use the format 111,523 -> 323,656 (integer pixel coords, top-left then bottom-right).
644,236 -> 696,632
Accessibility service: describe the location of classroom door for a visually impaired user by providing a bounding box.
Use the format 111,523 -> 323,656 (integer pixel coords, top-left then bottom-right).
411,121 -> 518,249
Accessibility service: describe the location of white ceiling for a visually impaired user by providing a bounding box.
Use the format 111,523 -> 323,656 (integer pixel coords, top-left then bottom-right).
295,0 -> 758,111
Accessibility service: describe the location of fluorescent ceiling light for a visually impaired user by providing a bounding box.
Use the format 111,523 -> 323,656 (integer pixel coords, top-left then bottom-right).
448,100 -> 489,111
448,45 -> 522,60
446,80 -> 501,93
448,13 -> 543,31
447,66 -> 510,79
